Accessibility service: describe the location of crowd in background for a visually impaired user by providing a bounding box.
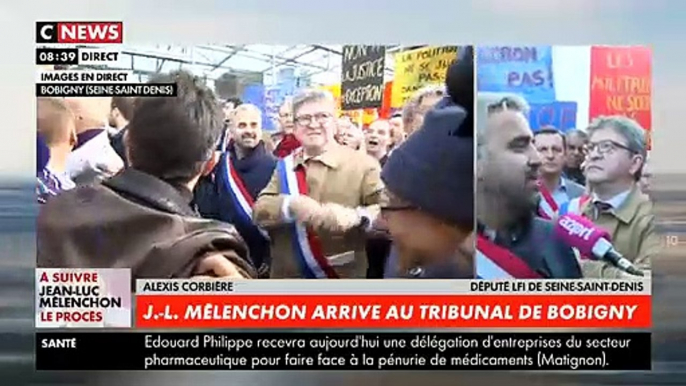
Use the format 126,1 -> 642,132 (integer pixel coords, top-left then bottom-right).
36,49 -> 475,281
476,93 -> 657,279
35,44 -> 655,281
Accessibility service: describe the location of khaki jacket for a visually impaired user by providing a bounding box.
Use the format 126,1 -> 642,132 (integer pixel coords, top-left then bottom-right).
253,144 -> 384,278
580,185 -> 660,278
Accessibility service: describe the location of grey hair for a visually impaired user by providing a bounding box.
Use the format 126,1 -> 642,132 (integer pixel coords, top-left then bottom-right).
402,84 -> 446,129
586,115 -> 648,180
565,128 -> 588,141
476,92 -> 530,159
291,89 -> 335,117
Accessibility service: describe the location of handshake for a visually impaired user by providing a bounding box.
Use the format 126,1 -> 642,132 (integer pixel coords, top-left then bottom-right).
286,195 -> 379,233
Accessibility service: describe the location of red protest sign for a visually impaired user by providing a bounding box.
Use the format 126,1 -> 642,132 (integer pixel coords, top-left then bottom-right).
589,46 -> 652,147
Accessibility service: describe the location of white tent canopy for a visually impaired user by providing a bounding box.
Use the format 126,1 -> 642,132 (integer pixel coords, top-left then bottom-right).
77,44 -> 403,87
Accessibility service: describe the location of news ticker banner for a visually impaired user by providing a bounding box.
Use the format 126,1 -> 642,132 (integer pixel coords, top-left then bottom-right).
35,70 -> 177,97
135,279 -> 651,329
36,269 -> 651,329
35,332 -> 651,371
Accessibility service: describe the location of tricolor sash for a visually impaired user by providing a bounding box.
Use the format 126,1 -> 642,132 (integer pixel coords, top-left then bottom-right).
219,153 -> 268,239
537,181 -> 558,220
277,154 -> 339,279
476,234 -> 544,279
558,194 -> 592,217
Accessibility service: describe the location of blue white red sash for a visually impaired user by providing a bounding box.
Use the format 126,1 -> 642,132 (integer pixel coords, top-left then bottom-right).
537,181 -> 558,220
277,154 -> 338,279
220,154 -> 268,239
558,194 -> 592,217
476,234 -> 544,279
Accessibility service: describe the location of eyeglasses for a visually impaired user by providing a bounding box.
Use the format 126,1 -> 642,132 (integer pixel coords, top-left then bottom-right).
380,204 -> 418,212
294,112 -> 333,126
585,140 -> 634,155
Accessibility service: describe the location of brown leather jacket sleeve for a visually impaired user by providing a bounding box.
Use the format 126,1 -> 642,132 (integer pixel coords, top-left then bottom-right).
134,221 -> 257,279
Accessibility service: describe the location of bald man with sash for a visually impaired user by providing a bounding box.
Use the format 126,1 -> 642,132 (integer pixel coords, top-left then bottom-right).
195,104 -> 276,276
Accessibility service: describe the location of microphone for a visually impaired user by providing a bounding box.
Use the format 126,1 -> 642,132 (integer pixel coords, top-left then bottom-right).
554,214 -> 644,277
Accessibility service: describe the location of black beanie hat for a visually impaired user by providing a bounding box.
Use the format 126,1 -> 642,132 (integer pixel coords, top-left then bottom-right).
381,48 -> 474,226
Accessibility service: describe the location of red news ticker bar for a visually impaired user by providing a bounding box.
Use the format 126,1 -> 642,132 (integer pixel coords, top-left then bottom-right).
135,294 -> 651,329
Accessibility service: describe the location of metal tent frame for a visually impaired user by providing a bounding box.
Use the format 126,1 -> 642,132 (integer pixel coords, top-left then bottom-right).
76,44 -> 404,86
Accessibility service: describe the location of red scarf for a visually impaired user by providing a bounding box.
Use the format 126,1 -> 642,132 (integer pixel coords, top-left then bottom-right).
273,133 -> 301,158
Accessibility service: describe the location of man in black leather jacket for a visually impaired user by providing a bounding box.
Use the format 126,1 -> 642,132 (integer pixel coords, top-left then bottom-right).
476,94 -> 582,279
37,70 -> 256,282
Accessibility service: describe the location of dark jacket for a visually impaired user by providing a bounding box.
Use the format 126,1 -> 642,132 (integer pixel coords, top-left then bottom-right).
366,154 -> 392,278
110,126 -> 128,166
37,168 -> 256,287
478,215 -> 582,279
383,245 -> 474,279
194,142 -> 277,273
564,167 -> 586,186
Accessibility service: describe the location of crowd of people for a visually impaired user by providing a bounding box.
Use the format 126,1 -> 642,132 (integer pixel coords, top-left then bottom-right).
35,44 -> 656,282
476,93 -> 657,279
36,47 -> 475,281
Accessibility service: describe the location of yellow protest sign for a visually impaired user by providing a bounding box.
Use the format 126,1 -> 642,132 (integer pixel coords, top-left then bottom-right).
317,84 -> 342,116
317,83 -> 378,125
391,46 -> 458,108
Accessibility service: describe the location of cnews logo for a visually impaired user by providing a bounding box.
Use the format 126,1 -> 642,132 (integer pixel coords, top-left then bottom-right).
558,217 -> 594,241
36,22 -> 123,44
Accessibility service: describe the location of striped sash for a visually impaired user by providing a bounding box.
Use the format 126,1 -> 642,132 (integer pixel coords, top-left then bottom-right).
219,154 -> 268,239
476,234 -> 544,279
558,194 -> 592,217
277,154 -> 338,279
537,182 -> 558,220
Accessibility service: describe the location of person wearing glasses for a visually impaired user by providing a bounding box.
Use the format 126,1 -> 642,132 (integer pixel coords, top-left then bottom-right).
382,47 -> 475,278
253,89 -> 383,279
560,116 -> 658,278
272,97 -> 301,158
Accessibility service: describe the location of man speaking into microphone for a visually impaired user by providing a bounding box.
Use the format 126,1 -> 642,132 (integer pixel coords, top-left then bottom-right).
475,94 -> 581,279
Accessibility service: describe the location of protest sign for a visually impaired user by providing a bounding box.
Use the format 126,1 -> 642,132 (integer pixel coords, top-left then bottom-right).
391,46 -> 457,108
241,83 -> 274,131
589,46 -> 651,147
477,46 -> 555,102
318,83 -> 342,118
528,101 -> 577,132
341,45 -> 386,110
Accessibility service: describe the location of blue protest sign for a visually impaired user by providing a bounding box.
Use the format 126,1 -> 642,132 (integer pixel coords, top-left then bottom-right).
477,46 -> 555,102
241,83 -> 275,131
528,101 -> 577,132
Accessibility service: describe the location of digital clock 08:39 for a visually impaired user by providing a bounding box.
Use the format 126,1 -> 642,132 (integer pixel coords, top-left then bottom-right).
36,48 -> 79,66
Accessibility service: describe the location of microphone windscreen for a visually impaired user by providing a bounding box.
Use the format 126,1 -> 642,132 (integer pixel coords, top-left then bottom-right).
554,214 -> 611,258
